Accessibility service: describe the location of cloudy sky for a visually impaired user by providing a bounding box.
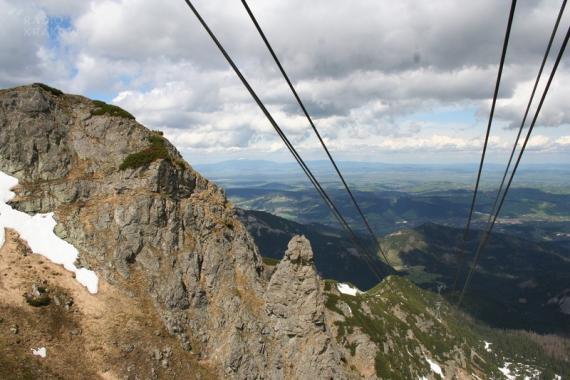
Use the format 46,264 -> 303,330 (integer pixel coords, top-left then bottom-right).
1,0 -> 570,165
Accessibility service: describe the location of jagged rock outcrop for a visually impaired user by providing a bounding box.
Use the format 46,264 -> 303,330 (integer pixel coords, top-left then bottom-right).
0,84 -> 350,379
265,236 -> 347,379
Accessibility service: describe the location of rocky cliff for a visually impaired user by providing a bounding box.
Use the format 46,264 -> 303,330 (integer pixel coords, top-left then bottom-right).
0,84 -> 350,379
2,85 -> 568,380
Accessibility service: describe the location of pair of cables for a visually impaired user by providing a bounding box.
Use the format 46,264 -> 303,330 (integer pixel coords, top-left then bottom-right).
182,0 -> 392,281
456,0 -> 569,305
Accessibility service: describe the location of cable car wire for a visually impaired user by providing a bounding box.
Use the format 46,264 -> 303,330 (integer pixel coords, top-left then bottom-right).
182,0 -> 390,281
451,0 -> 517,294
457,22 -> 570,306
240,0 -> 393,267
463,0 -> 517,239
485,0 -> 567,228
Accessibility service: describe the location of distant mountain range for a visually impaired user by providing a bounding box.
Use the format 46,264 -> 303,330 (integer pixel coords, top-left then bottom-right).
195,159 -> 570,188
195,159 -> 570,173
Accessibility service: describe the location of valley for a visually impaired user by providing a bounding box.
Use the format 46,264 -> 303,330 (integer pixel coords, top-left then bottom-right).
197,160 -> 570,243
202,160 -> 570,335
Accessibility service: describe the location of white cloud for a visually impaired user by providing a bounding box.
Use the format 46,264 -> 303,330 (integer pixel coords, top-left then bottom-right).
525,134 -> 551,150
495,70 -> 570,129
1,0 -> 570,162
0,1 -> 48,85
555,135 -> 570,146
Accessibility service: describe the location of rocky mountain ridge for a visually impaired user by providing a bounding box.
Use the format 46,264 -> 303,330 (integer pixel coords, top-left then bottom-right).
0,84 -> 568,379
236,208 -> 393,289
0,84 -> 348,379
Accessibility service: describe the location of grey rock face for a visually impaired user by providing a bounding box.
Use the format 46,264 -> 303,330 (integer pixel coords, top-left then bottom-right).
266,236 -> 348,379
0,85 -> 351,379
266,236 -> 323,335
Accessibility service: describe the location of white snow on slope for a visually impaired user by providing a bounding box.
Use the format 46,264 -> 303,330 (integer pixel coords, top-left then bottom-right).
499,362 -> 515,380
31,347 -> 47,358
0,171 -> 98,293
337,283 -> 362,296
484,341 -> 492,352
425,357 -> 443,377
498,360 -> 543,380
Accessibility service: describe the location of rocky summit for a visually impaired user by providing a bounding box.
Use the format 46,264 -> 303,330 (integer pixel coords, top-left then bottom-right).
0,84 -> 568,380
0,84 -> 349,379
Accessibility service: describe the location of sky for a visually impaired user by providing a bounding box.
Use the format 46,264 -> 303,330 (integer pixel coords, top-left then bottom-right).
1,0 -> 570,165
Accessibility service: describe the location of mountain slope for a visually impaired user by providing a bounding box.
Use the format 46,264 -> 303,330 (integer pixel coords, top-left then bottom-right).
0,84 -> 349,379
324,276 -> 570,379
381,223 -> 570,333
237,209 -> 394,289
0,228 -> 213,379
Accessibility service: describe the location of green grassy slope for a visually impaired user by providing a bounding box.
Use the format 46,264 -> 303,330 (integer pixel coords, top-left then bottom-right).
381,223 -> 570,333
325,276 -> 570,379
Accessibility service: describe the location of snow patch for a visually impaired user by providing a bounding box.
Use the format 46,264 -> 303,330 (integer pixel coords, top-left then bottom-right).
337,283 -> 362,296
499,363 -> 515,380
499,360 -> 542,380
425,357 -> 443,377
484,341 -> 492,352
0,171 -> 98,293
31,347 -> 47,358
